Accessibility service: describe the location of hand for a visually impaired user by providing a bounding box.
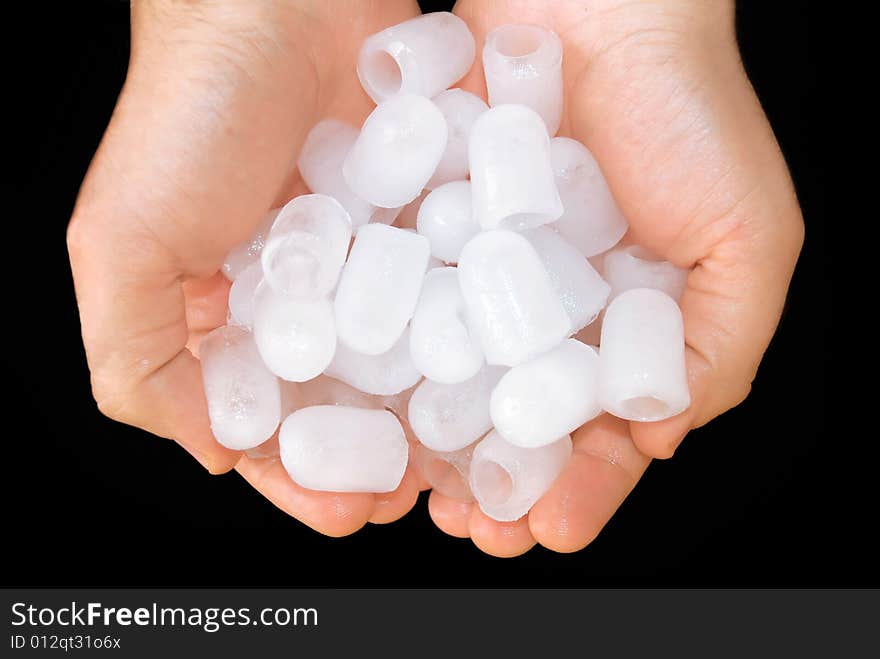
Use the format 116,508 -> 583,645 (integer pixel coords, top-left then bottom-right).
66,0 -> 426,536
428,0 -> 804,556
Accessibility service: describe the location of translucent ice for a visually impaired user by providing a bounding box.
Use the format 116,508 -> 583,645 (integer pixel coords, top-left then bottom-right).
227,260 -> 263,328
588,252 -> 608,276
549,137 -> 628,257
407,365 -> 506,452
299,374 -> 384,410
416,181 -> 480,264
409,267 -> 484,384
413,441 -> 475,501
279,406 -> 408,493
426,89 -> 488,189
380,382 -> 420,420
523,226 -> 610,332
457,230 -> 570,366
261,194 -> 351,299
200,325 -> 281,450
222,208 -> 279,281
491,339 -> 601,448
357,12 -> 475,104
482,24 -> 563,136
334,224 -> 430,355
603,245 -> 689,302
343,94 -> 448,209
252,282 -> 336,382
469,104 -> 562,230
244,386 -> 299,461
244,435 -> 281,461
470,430 -> 571,522
297,119 -> 400,228
599,288 -> 690,421
325,327 -> 423,396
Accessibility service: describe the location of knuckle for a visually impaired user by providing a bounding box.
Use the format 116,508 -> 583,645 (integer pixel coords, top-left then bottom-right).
788,211 -> 806,258
732,380 -> 753,409
90,373 -> 137,426
66,213 -> 91,265
700,378 -> 752,427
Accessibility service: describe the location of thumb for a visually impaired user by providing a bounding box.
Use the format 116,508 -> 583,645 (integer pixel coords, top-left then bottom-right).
67,3 -> 320,471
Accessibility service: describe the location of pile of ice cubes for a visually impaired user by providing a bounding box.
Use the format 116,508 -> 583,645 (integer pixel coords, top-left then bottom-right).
202,13 -> 690,523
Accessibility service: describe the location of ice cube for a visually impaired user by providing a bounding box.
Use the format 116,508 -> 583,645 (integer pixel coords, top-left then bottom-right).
409,266 -> 484,384
260,194 -> 351,299
482,24 -> 563,136
490,339 -> 601,448
343,94 -> 448,209
549,137 -> 628,257
334,224 -> 430,355
221,208 -> 279,281
522,226 -> 610,332
426,89 -> 488,189
357,12 -> 475,104
324,326 -> 423,396
227,260 -> 263,328
469,104 -> 562,230
413,441 -> 475,501
299,374 -> 384,410
297,119 -> 401,228
603,245 -> 689,302
469,430 -> 571,522
416,180 -> 480,264
279,406 -> 408,493
457,229 -> 570,366
252,282 -> 336,382
599,288 -> 690,421
407,365 -> 505,452
199,325 -> 281,450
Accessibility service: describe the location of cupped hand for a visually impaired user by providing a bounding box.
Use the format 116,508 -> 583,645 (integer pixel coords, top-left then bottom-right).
69,0 -> 803,552
427,0 -> 804,556
66,0 -> 425,536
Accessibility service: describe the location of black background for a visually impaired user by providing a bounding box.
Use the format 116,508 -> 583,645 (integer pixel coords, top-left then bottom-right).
4,1 -> 846,586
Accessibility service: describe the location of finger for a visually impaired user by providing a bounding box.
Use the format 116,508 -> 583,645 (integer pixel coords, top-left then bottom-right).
235,454 -> 375,537
468,507 -> 536,558
529,414 -> 650,552
395,417 -> 433,491
68,5 -> 321,472
428,491 -> 474,539
183,272 -> 231,334
369,467 -> 421,524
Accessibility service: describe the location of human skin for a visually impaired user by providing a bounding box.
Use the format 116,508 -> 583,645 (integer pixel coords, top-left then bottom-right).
67,0 -> 803,555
